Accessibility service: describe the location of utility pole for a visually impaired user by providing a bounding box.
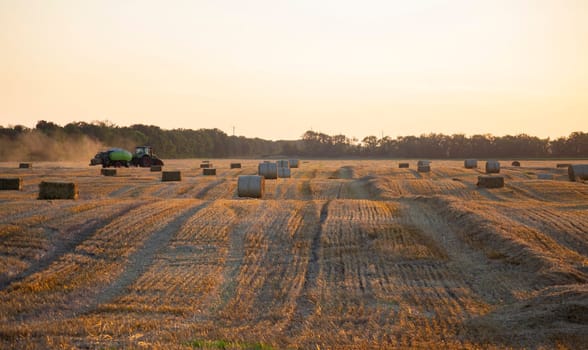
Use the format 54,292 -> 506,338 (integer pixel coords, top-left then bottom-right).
232,126 -> 235,136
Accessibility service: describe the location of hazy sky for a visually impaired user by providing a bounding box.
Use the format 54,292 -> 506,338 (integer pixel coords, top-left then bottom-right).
1,0 -> 587,140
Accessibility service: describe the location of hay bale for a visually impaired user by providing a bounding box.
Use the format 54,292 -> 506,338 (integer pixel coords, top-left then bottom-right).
537,173 -> 554,180
398,163 -> 409,168
289,159 -> 300,168
417,165 -> 430,173
38,181 -> 78,200
101,168 -> 116,176
485,160 -> 501,174
568,164 -> 588,181
203,168 -> 216,176
230,163 -> 242,169
277,167 -> 291,178
258,162 -> 277,179
150,165 -> 162,172
201,160 -> 210,164
19,163 -> 32,169
557,163 -> 572,168
464,159 -> 478,169
477,175 -> 504,188
0,178 -> 22,191
162,171 -> 181,182
417,160 -> 431,167
200,163 -> 212,168
238,175 -> 264,198
512,161 -> 521,167
276,160 -> 290,168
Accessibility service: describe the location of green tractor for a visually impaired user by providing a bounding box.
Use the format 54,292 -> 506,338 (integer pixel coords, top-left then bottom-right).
130,146 -> 164,167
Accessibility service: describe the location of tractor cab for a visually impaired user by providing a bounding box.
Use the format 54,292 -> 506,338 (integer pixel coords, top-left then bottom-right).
131,146 -> 164,167
135,146 -> 153,157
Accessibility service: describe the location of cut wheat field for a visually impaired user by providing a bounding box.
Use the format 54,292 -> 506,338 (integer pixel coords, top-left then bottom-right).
0,159 -> 587,349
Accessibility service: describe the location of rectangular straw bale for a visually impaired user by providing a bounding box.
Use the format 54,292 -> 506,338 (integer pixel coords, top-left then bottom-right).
557,163 -> 572,168
200,163 -> 212,168
101,168 -> 116,176
230,163 -> 242,169
150,165 -> 162,172
38,181 -> 78,199
0,178 -> 22,190
477,175 -> 504,188
162,171 -> 181,182
417,165 -> 430,172
398,163 -> 409,168
203,168 -> 216,176
19,163 -> 32,169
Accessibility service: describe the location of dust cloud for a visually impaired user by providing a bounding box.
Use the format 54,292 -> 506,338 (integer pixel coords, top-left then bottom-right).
0,131 -> 105,162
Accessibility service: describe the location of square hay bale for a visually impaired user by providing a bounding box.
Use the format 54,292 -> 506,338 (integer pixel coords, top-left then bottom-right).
162,171 -> 181,182
101,168 -> 117,176
477,175 -> 504,188
19,163 -> 32,169
203,168 -> 216,176
201,160 -> 210,164
0,178 -> 22,191
230,163 -> 242,169
399,163 -> 409,168
417,165 -> 430,172
288,159 -> 300,168
200,163 -> 212,168
38,181 -> 78,200
150,165 -> 162,172
557,163 -> 572,168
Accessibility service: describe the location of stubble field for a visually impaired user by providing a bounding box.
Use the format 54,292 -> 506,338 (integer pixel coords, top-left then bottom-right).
0,159 -> 587,349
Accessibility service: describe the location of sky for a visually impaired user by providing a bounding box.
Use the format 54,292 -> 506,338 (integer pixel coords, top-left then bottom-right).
1,0 -> 587,141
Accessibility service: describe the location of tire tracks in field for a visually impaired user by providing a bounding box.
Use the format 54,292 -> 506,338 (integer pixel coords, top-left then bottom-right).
82,201 -> 210,314
195,178 -> 226,199
0,201 -> 147,291
399,198 -> 524,305
291,200 -> 330,330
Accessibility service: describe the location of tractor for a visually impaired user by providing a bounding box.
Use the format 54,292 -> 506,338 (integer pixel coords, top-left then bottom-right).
130,146 -> 164,167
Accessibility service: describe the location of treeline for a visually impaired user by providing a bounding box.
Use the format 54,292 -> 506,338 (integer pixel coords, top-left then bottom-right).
0,120 -> 586,160
300,130 -> 588,158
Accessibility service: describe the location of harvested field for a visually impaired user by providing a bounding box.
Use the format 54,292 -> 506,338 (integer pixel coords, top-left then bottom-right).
0,159 -> 587,349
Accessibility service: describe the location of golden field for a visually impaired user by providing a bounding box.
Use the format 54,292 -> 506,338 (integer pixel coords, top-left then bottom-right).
0,159 -> 587,349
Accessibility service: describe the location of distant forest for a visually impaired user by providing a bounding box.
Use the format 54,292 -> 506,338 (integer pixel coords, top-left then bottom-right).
1,120 -> 587,161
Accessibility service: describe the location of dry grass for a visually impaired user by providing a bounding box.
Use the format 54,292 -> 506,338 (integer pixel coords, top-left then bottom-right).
0,159 -> 587,349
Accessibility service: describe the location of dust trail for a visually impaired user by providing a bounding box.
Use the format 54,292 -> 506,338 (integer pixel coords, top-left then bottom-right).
0,131 -> 105,161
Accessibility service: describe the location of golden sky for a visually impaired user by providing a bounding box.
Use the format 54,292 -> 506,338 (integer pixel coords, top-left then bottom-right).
1,0 -> 587,140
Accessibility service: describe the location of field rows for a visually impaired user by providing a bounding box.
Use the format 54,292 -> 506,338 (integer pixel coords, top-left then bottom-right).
0,159 -> 586,349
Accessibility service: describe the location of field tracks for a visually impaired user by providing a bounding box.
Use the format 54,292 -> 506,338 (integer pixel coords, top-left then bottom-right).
0,201 -> 146,291
291,200 -> 328,330
90,201 -> 209,314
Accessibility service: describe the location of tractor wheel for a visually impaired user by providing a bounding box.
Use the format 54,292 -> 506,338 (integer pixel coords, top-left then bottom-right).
140,155 -> 152,167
